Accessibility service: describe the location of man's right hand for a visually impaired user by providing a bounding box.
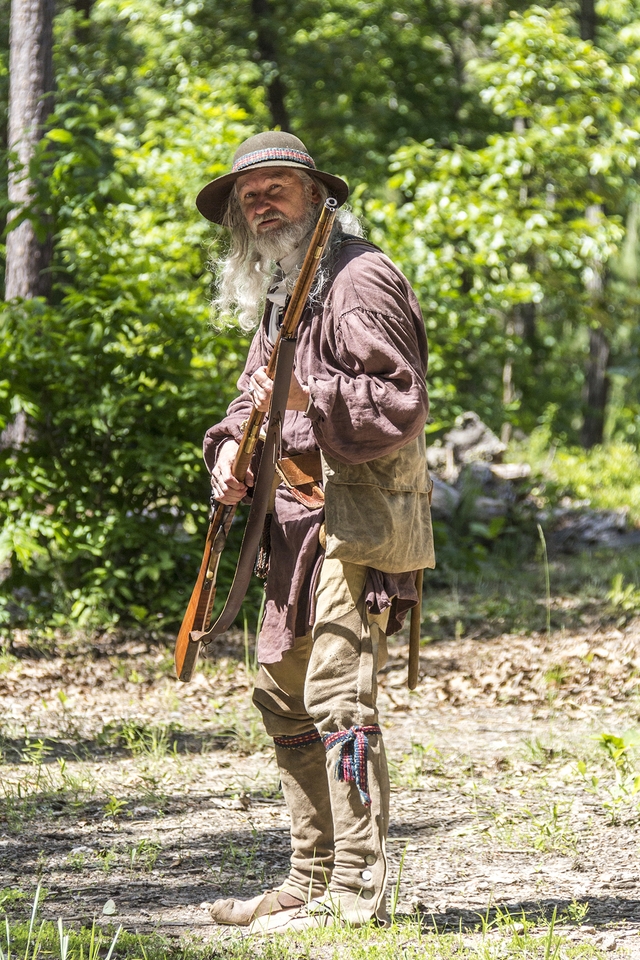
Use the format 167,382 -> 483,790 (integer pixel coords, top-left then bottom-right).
210,439 -> 254,505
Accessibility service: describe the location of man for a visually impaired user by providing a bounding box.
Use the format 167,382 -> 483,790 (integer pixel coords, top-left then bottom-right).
196,131 -> 434,933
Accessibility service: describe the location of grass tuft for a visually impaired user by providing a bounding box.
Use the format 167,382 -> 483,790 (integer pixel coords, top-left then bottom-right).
0,885 -> 612,960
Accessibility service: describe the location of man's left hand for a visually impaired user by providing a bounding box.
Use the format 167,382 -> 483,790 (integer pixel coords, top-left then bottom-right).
249,365 -> 310,412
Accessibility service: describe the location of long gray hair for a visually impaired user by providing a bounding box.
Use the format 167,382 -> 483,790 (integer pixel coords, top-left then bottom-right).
212,171 -> 363,332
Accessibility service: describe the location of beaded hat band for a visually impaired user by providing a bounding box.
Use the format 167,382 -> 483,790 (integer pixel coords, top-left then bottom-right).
196,131 -> 349,225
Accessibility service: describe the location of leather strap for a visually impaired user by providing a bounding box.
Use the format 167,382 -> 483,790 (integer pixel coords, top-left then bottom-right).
191,337 -> 298,645
284,483 -> 324,509
339,235 -> 383,253
276,452 -> 324,509
277,452 -> 322,486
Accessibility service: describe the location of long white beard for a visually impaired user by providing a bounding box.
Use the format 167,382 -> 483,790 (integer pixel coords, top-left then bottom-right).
252,206 -> 318,261
213,195 -> 363,333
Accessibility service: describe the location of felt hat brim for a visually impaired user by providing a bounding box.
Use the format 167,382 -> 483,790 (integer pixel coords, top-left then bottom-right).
196,162 -> 349,225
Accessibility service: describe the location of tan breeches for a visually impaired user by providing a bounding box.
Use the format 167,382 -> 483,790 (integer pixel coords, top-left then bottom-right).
252,558 -> 389,734
252,558 -> 392,922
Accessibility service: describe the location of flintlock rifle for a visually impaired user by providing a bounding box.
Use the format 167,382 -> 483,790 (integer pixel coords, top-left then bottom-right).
174,197 -> 339,682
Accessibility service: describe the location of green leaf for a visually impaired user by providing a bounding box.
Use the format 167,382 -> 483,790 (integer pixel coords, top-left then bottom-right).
46,128 -> 74,144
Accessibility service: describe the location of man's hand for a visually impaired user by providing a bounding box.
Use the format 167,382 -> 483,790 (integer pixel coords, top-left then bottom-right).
249,365 -> 310,413
210,439 -> 254,505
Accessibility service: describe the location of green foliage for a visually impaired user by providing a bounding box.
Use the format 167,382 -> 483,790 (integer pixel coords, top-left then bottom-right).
366,4 -> 640,437
423,544 -> 640,640
607,572 -> 640,614
513,433 -> 640,521
98,719 -> 180,758
0,894 -> 608,960
0,898 -> 125,960
3,0 -> 640,630
577,730 -> 640,824
0,0 -> 257,629
524,802 -> 577,854
189,0 -> 523,183
548,442 -> 640,520
103,795 -> 127,819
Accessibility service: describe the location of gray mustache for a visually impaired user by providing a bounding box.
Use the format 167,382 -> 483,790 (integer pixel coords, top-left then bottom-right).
254,210 -> 289,226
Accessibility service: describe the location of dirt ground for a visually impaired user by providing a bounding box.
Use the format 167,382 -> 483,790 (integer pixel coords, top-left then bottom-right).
1,619 -> 640,954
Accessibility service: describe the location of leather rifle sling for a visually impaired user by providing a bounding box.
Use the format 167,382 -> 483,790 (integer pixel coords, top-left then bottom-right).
190,335 -> 298,645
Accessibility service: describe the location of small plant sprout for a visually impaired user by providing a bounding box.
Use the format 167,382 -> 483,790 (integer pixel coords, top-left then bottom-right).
25,884 -> 43,960
607,573 -> 640,616
57,917 -> 69,960
103,795 -> 127,818
104,925 -> 123,960
67,850 -> 88,872
129,839 -> 161,872
543,906 -> 559,960
565,898 -> 590,924
97,848 -> 117,873
537,523 -> 551,635
390,842 -> 408,922
21,737 -> 51,766
525,802 -> 576,854
577,731 -> 640,823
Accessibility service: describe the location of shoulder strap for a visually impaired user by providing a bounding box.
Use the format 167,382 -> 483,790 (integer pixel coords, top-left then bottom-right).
192,336 -> 298,645
339,233 -> 383,253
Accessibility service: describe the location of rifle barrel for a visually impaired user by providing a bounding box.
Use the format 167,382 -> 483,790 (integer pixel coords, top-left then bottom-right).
174,197 -> 339,682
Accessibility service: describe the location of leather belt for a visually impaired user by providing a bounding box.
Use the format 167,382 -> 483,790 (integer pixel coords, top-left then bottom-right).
277,452 -> 323,485
276,451 -> 324,509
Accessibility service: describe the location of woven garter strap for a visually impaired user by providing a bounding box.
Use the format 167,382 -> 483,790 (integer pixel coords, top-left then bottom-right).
273,729 -> 322,749
322,724 -> 382,807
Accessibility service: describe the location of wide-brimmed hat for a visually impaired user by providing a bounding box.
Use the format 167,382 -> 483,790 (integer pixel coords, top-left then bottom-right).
196,131 -> 349,224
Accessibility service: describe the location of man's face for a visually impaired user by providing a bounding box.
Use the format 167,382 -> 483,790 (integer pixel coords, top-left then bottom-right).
236,169 -> 320,240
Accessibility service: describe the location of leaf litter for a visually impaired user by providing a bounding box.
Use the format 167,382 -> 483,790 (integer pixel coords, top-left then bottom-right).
1,620 -> 640,952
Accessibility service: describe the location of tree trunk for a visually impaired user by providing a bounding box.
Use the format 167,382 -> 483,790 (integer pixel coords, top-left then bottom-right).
502,134 -> 536,446
5,0 -> 54,301
581,203 -> 609,448
581,326 -> 610,448
250,0 -> 290,132
579,0 -> 596,41
576,8 -> 610,447
73,0 -> 94,44
501,301 -> 536,444
501,348 -> 515,445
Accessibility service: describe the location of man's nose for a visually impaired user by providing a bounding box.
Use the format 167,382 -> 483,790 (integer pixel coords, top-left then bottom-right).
254,194 -> 273,214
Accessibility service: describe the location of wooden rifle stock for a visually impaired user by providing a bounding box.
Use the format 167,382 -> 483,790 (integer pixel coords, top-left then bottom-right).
174,198 -> 339,682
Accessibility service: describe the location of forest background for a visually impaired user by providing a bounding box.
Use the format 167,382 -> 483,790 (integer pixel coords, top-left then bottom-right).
1,0 -> 640,635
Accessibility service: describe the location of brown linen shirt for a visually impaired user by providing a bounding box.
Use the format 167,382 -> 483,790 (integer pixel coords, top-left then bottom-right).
203,239 -> 430,663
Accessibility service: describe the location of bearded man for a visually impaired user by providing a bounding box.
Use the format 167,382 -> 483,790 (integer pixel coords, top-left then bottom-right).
196,131 -> 434,933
